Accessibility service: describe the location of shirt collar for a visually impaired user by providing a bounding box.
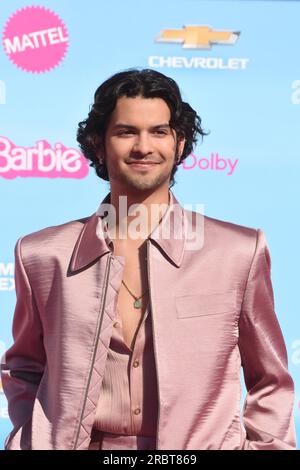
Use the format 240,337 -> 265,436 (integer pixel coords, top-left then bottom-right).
70,189 -> 186,272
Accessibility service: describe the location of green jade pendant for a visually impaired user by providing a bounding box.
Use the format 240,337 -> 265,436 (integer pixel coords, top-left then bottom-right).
134,299 -> 142,308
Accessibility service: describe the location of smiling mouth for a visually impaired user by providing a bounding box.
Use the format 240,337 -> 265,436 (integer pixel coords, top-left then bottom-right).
127,161 -> 160,165
127,161 -> 161,170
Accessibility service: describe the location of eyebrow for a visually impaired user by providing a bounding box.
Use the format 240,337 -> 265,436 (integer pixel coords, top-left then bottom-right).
112,123 -> 171,130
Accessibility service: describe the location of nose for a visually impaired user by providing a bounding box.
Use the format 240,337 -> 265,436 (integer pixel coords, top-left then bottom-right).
131,132 -> 153,156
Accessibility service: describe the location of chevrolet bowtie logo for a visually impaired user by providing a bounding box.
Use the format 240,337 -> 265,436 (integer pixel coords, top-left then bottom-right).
156,25 -> 240,49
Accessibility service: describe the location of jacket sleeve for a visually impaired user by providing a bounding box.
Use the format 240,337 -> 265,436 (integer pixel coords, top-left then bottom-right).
238,229 -> 297,450
0,236 -> 46,450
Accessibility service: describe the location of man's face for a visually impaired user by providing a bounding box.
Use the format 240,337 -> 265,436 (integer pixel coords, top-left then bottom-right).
100,95 -> 185,192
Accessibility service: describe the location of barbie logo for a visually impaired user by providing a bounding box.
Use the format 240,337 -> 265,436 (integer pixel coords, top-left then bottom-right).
2,6 -> 68,73
0,137 -> 89,179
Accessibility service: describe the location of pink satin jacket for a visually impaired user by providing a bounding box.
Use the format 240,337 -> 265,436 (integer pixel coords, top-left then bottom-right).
1,190 -> 297,450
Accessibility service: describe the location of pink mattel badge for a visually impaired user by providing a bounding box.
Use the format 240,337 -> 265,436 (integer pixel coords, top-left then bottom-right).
2,5 -> 69,73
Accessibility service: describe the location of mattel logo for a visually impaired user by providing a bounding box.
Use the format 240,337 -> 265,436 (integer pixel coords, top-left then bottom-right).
182,152 -> 238,175
0,137 -> 89,179
0,263 -> 14,292
2,6 -> 69,74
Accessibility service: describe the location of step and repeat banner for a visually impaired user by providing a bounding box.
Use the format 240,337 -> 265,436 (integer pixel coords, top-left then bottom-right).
0,0 -> 299,449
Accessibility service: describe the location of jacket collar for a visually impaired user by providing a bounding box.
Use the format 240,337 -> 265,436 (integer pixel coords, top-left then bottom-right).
70,190 -> 186,272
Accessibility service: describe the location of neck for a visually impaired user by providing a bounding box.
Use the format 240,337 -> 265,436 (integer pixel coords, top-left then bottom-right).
108,184 -> 171,241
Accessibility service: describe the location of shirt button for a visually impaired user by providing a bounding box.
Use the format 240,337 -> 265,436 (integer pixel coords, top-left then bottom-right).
133,408 -> 141,415
113,322 -> 119,328
133,360 -> 139,368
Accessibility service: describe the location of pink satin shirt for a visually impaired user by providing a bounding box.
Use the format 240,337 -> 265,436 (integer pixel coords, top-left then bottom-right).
92,300 -> 158,437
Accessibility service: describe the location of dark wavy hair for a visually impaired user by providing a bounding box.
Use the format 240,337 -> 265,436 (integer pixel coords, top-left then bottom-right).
77,68 -> 209,188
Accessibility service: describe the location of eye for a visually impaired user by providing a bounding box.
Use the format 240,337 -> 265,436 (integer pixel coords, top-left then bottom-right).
118,130 -> 133,135
154,130 -> 167,135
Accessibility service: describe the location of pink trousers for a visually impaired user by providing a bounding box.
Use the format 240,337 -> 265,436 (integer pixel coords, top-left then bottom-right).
88,430 -> 157,450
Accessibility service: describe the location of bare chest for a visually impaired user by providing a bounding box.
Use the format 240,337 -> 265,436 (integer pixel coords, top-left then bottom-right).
114,241 -> 149,351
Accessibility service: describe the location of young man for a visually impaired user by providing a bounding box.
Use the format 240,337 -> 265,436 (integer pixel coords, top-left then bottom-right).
1,69 -> 297,450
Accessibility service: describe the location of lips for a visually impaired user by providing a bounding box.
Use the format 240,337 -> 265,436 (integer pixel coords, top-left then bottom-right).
127,161 -> 160,165
127,161 -> 161,171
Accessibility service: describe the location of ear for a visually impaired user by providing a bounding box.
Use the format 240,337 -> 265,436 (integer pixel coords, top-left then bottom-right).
97,153 -> 104,165
177,134 -> 186,160
95,136 -> 105,163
